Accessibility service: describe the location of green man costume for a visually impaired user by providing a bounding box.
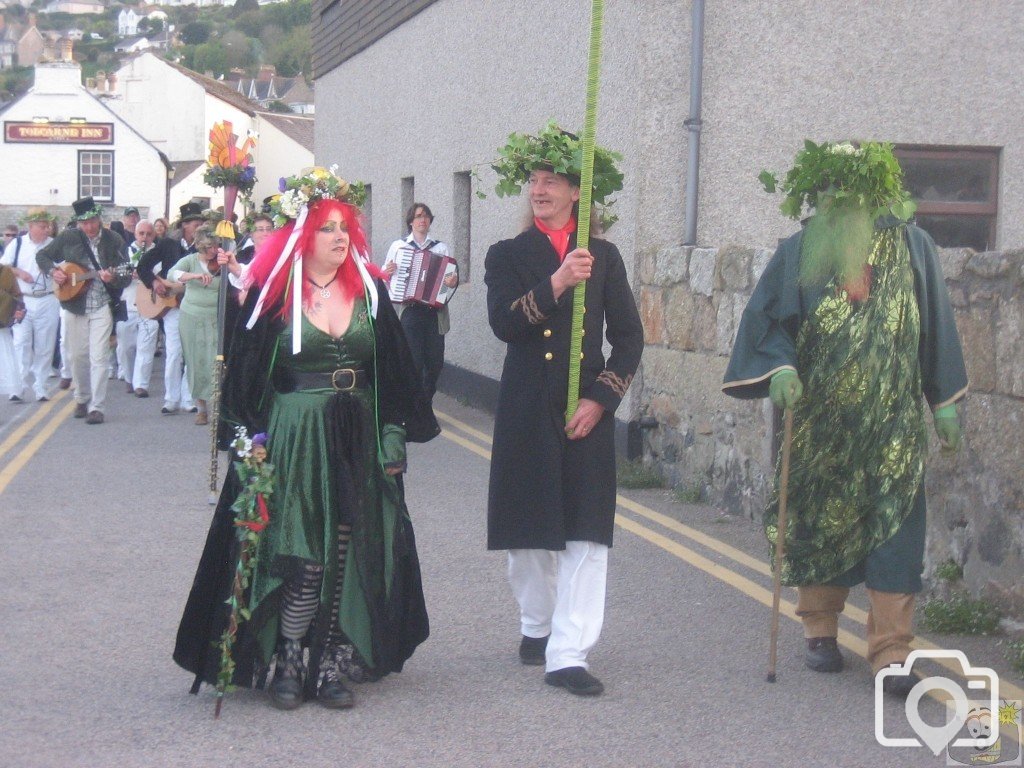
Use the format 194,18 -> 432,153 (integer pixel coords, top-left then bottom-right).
723,142 -> 968,687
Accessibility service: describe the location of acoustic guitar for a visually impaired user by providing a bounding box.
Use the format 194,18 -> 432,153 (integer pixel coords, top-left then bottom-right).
54,262 -> 132,302
136,277 -> 184,319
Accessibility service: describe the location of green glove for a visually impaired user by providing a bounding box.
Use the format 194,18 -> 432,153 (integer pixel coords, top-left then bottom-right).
381,423 -> 407,473
933,404 -> 961,453
769,369 -> 803,410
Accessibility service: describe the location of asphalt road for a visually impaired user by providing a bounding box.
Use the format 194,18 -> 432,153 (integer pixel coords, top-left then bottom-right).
1,379 -> 1020,768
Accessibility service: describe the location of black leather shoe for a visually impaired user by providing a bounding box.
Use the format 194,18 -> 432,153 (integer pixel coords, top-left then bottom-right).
73,402 -> 88,418
805,637 -> 843,672
545,666 -> 604,696
881,664 -> 920,698
85,410 -> 104,425
519,635 -> 549,666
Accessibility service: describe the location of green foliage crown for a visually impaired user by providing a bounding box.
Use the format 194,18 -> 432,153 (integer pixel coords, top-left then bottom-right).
759,140 -> 916,222
491,119 -> 624,207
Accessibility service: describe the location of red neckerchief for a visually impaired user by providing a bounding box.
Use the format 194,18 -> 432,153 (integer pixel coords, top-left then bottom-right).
534,216 -> 576,262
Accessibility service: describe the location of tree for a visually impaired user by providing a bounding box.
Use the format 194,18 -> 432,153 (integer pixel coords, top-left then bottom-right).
267,100 -> 292,114
269,26 -> 310,78
230,0 -> 260,17
191,41 -> 227,77
180,20 -> 211,45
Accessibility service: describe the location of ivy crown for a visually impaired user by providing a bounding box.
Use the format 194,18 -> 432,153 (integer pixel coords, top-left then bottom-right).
759,140 -> 917,223
491,119 -> 624,207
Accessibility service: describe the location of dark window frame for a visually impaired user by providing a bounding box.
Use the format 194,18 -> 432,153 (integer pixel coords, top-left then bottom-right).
77,149 -> 114,202
895,144 -> 1000,249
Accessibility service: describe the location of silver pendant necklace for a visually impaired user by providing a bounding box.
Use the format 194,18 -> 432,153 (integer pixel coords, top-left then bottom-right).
307,275 -> 337,299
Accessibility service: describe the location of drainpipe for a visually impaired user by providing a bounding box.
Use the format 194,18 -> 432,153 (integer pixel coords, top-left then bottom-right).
683,0 -> 705,246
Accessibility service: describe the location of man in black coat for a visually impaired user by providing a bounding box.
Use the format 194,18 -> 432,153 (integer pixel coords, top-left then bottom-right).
484,138 -> 642,697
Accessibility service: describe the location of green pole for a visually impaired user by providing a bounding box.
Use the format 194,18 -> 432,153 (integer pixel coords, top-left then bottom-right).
566,0 -> 604,423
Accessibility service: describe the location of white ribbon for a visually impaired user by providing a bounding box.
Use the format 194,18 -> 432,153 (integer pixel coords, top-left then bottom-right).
246,205 -> 308,332
353,249 -> 379,319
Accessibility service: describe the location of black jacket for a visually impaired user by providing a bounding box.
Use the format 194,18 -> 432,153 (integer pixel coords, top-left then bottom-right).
484,227 -> 643,549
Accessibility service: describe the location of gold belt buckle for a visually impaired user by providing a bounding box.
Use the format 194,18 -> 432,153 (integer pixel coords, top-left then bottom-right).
331,368 -> 357,391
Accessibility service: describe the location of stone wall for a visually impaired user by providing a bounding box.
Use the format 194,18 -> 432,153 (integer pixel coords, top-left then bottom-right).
637,243 -> 1024,616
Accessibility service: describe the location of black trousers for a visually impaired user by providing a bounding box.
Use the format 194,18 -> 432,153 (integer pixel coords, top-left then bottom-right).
400,304 -> 444,401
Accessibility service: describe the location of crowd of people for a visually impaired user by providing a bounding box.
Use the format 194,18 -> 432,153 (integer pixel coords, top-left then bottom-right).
2,132 -> 968,714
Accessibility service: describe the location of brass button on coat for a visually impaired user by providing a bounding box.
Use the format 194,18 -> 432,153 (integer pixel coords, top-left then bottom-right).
543,329 -> 552,337
544,352 -> 553,361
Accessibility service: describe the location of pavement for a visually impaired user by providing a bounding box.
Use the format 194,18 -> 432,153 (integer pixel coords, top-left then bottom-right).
0,379 -> 1021,768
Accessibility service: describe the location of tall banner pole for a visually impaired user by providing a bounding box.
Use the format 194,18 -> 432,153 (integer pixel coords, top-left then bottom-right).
566,0 -> 604,422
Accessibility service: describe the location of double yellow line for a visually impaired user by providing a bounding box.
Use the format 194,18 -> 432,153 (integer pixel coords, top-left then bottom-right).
434,407 -> 1024,702
0,389 -> 73,495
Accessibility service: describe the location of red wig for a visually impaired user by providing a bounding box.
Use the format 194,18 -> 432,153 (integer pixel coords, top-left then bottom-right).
246,198 -> 379,320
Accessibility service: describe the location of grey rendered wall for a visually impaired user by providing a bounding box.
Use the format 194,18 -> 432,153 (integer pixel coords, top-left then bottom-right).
314,0 -> 662,421
697,0 -> 1024,249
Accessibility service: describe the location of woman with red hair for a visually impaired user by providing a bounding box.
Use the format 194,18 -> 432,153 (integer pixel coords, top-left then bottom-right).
174,168 -> 439,711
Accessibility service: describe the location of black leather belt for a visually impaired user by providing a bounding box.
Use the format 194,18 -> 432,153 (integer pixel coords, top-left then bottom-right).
289,368 -> 369,392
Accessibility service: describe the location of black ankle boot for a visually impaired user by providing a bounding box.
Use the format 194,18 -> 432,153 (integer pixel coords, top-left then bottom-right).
269,638 -> 304,710
805,637 -> 843,673
318,645 -> 355,709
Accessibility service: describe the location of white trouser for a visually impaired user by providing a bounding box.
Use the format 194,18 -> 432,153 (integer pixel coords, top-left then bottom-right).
13,294 -> 60,398
59,309 -> 72,378
162,308 -> 192,408
66,304 -> 113,413
133,316 -> 158,390
116,312 -> 139,383
508,541 -> 609,672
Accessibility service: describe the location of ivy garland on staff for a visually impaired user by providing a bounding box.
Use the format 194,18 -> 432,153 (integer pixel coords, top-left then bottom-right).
214,427 -> 275,719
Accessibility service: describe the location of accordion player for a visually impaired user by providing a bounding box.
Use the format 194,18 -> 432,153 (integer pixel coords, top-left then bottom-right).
386,244 -> 458,308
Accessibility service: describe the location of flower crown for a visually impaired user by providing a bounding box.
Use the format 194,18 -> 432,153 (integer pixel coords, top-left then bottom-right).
269,165 -> 367,227
759,140 -> 916,222
490,120 -> 624,209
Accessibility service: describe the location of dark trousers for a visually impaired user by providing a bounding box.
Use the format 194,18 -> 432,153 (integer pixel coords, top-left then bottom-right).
400,304 -> 445,401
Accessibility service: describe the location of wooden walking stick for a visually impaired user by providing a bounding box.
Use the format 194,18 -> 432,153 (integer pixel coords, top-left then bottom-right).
565,0 -> 604,422
767,407 -> 794,683
207,245 -> 230,505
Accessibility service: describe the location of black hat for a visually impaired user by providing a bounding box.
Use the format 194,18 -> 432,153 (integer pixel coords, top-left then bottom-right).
178,202 -> 205,223
71,196 -> 103,221
124,206 -> 140,217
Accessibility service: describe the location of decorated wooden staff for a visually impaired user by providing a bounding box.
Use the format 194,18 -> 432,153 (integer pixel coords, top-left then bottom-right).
203,121 -> 256,503
565,0 -> 604,421
213,428 -> 275,717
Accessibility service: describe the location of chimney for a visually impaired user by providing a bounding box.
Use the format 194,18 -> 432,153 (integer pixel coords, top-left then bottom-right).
107,72 -> 116,91
96,69 -> 106,92
29,13 -> 37,29
257,65 -> 276,82
61,38 -> 73,62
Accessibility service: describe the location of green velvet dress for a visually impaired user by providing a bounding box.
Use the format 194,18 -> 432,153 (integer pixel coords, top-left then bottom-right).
248,302 -> 401,672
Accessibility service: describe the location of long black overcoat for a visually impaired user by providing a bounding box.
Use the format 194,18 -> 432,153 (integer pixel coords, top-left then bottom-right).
485,227 -> 643,550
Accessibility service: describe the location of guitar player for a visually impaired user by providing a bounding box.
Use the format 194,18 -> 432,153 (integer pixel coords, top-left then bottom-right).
36,196 -> 130,425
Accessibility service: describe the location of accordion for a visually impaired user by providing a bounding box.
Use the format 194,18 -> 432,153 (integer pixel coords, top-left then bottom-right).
387,246 -> 458,308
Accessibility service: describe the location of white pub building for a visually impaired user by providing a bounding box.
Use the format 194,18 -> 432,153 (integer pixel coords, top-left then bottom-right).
0,58 -> 171,227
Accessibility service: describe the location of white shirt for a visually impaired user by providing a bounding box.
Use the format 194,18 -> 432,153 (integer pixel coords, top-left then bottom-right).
0,234 -> 54,295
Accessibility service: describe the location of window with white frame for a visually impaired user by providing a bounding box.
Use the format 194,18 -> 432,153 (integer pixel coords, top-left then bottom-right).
895,146 -> 1000,250
78,150 -> 114,201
